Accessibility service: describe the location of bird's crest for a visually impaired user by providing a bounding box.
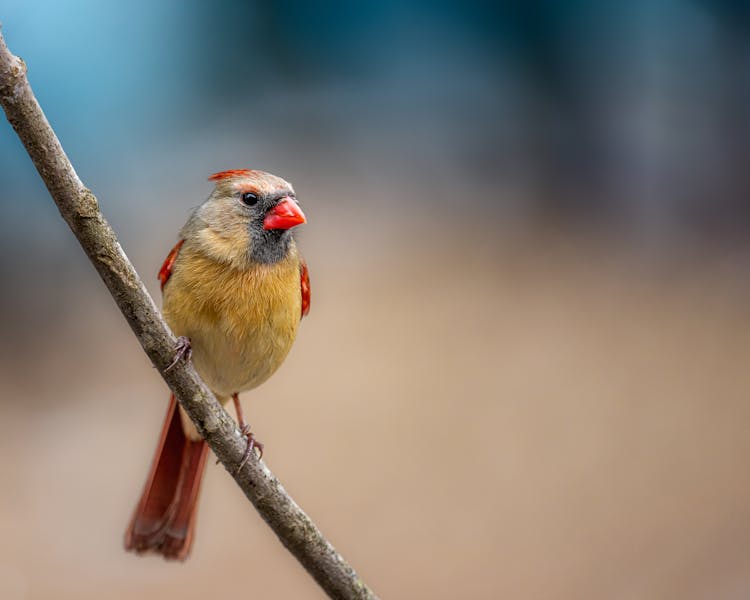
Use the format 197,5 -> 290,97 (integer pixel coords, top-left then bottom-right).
208,169 -> 255,181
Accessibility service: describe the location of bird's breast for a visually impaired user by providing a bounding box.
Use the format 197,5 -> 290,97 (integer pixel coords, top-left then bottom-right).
162,246 -> 301,399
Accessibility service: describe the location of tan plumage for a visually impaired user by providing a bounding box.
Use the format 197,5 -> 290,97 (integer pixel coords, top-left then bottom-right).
164,242 -> 302,438
125,169 -> 308,560
164,169 -> 304,438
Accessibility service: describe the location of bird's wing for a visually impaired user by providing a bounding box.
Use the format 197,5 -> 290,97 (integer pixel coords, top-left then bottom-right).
300,256 -> 311,318
158,239 -> 185,291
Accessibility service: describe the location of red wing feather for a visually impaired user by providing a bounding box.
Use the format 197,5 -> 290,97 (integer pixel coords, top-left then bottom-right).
300,257 -> 311,318
158,240 -> 185,291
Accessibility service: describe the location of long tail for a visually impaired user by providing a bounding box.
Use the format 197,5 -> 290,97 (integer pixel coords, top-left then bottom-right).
125,395 -> 209,561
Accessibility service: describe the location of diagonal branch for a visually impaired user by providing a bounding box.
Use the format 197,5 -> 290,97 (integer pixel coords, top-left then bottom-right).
0,27 -> 377,600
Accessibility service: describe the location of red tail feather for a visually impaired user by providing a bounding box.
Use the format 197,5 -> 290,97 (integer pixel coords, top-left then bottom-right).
125,395 -> 209,561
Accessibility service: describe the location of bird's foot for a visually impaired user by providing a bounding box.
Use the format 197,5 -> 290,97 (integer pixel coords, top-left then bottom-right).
230,393 -> 263,473
235,424 -> 264,474
165,336 -> 191,372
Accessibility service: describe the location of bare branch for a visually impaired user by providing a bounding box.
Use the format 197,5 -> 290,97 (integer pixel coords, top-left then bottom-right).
0,27 -> 377,600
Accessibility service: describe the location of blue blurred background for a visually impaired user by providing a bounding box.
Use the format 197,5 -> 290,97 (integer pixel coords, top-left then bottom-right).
2,1 -> 750,599
4,0 -> 750,237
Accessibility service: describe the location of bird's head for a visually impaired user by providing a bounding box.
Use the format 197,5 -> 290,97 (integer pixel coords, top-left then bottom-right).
183,169 -> 306,267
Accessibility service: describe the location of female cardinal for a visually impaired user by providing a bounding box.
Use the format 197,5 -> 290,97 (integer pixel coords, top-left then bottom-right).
125,169 -> 310,560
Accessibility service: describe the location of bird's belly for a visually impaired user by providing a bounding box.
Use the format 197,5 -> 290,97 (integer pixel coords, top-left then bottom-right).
162,256 -> 302,401
187,315 -> 297,398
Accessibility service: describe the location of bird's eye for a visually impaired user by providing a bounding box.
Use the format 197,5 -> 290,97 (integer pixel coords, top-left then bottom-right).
241,192 -> 259,206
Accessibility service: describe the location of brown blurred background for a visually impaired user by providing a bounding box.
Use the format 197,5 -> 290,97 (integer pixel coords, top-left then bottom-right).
2,1 -> 750,598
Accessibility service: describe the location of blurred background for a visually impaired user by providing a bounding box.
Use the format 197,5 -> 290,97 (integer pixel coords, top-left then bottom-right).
2,0 -> 750,598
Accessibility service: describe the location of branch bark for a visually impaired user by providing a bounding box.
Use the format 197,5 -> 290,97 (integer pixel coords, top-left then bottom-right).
0,27 -> 377,600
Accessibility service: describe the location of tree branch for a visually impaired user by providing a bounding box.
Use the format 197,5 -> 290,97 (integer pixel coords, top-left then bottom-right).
0,27 -> 377,600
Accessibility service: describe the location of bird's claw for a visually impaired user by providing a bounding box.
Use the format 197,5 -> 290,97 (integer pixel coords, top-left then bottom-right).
234,425 -> 264,474
165,336 -> 191,372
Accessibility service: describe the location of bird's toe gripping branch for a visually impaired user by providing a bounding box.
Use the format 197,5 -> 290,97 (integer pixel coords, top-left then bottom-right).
231,393 -> 264,473
236,427 -> 264,473
165,336 -> 192,372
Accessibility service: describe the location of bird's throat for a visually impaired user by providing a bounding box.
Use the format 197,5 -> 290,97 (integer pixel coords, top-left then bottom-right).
250,227 -> 293,265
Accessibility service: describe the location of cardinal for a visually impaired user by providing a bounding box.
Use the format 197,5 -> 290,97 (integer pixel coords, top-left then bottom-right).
125,169 -> 310,560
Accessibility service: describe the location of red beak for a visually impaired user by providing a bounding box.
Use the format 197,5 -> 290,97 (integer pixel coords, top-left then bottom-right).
263,198 -> 306,231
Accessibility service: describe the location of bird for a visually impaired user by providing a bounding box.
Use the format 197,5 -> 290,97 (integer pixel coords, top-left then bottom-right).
124,168 -> 310,561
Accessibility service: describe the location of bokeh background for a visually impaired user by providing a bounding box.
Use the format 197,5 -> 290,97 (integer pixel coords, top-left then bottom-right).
2,1 -> 750,598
